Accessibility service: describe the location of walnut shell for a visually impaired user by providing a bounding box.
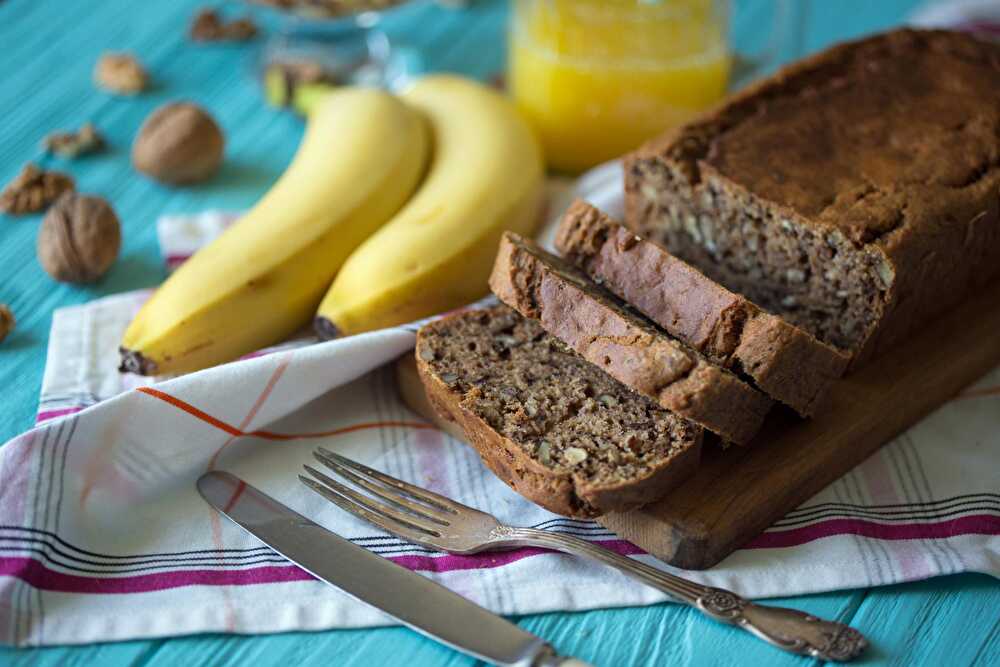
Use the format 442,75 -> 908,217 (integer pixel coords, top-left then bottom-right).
0,304 -> 14,345
132,102 -> 225,185
38,193 -> 121,283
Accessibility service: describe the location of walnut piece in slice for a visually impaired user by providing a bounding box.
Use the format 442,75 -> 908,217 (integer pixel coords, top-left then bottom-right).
94,52 -> 148,95
0,164 -> 75,215
43,122 -> 105,159
189,9 -> 258,41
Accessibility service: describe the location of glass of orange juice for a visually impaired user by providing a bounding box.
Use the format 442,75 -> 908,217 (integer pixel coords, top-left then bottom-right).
509,0 -> 802,173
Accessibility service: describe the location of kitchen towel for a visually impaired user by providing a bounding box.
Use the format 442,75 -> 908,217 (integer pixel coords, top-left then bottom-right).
1,158 -> 998,647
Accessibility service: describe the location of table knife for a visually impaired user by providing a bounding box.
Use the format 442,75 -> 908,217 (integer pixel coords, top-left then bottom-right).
198,471 -> 589,667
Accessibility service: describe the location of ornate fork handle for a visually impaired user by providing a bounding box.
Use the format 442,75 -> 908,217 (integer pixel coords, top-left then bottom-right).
494,527 -> 867,662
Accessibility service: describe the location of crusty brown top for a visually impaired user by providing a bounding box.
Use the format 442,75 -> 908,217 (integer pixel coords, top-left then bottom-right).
640,29 -> 1000,247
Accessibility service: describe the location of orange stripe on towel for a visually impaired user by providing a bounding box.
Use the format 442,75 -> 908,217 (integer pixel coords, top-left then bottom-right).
138,387 -> 243,436
135,386 -> 435,440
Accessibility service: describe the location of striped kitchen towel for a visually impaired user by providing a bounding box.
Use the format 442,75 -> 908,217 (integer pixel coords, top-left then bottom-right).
1,159 -> 998,647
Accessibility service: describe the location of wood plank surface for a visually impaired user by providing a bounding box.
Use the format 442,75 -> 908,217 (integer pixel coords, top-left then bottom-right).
397,282 -> 1000,569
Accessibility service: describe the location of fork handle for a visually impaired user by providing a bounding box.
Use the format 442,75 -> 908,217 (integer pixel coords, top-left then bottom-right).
496,527 -> 867,662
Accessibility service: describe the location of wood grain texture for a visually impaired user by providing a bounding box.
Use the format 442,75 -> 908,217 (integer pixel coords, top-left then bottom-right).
604,281 -> 1000,568
398,282 -> 1000,569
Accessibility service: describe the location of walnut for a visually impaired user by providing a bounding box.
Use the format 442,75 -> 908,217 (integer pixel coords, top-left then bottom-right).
38,193 -> 121,283
875,258 -> 895,291
94,52 -> 148,95
0,163 -> 75,215
190,9 -> 258,41
0,304 -> 14,345
43,122 -> 106,159
132,102 -> 225,185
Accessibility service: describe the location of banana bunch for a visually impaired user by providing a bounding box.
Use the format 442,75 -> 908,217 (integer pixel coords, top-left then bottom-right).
120,75 -> 545,375
119,88 -> 429,375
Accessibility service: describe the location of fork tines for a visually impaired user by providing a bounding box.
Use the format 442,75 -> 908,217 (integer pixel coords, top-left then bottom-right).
300,447 -> 459,543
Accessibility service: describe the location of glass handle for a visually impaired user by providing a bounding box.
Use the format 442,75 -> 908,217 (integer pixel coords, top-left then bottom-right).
729,0 -> 808,89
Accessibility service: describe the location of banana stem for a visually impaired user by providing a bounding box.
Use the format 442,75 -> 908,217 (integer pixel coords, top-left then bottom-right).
296,84 -> 337,117
263,66 -> 337,117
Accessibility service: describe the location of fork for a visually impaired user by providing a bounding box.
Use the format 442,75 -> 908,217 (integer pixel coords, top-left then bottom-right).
300,447 -> 868,662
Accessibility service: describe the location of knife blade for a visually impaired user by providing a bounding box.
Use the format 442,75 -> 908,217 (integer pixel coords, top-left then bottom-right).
198,471 -> 585,667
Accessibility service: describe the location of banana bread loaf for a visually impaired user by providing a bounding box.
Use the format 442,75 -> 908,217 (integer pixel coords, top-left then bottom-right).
624,29 -> 1000,366
416,305 -> 703,517
555,200 -> 849,416
490,232 -> 772,444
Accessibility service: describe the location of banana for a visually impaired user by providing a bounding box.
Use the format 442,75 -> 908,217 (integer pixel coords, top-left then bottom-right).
119,88 -> 429,375
314,75 -> 545,337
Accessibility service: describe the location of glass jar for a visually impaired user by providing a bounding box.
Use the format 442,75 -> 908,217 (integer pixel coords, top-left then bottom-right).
508,0 -> 799,173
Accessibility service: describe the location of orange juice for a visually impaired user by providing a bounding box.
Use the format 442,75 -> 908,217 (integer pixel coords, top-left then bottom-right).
508,0 -> 731,173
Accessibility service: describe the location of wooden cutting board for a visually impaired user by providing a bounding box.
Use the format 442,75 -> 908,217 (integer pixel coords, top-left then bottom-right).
394,284 -> 1000,570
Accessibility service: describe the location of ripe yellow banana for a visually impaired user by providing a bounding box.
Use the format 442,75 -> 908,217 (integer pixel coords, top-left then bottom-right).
119,88 -> 429,375
314,75 -> 545,337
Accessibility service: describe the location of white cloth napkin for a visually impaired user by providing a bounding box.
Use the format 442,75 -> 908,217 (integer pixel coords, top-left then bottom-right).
910,0 -> 1000,32
2,161 -> 998,647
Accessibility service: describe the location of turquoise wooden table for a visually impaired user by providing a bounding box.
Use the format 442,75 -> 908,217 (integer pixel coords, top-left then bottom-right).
1,0 -> 998,664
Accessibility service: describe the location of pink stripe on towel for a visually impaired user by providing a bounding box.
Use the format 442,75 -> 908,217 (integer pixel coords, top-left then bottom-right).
746,514 -> 1000,549
0,539 -> 644,594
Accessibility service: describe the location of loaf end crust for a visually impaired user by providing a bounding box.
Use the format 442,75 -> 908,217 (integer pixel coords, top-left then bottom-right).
624,28 -> 1000,368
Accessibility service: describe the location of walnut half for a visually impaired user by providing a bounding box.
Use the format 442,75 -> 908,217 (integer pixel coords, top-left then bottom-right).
0,163 -> 75,215
189,9 -> 258,41
43,122 -> 106,159
94,52 -> 148,95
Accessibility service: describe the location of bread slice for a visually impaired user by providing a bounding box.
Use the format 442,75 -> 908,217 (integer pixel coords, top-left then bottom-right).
624,29 -> 1000,367
555,200 -> 849,416
490,232 -> 772,444
416,305 -> 702,518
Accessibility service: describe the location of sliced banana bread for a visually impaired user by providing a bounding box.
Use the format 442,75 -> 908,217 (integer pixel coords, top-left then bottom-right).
625,29 -> 1000,366
555,200 -> 849,416
416,305 -> 703,518
490,232 -> 772,444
